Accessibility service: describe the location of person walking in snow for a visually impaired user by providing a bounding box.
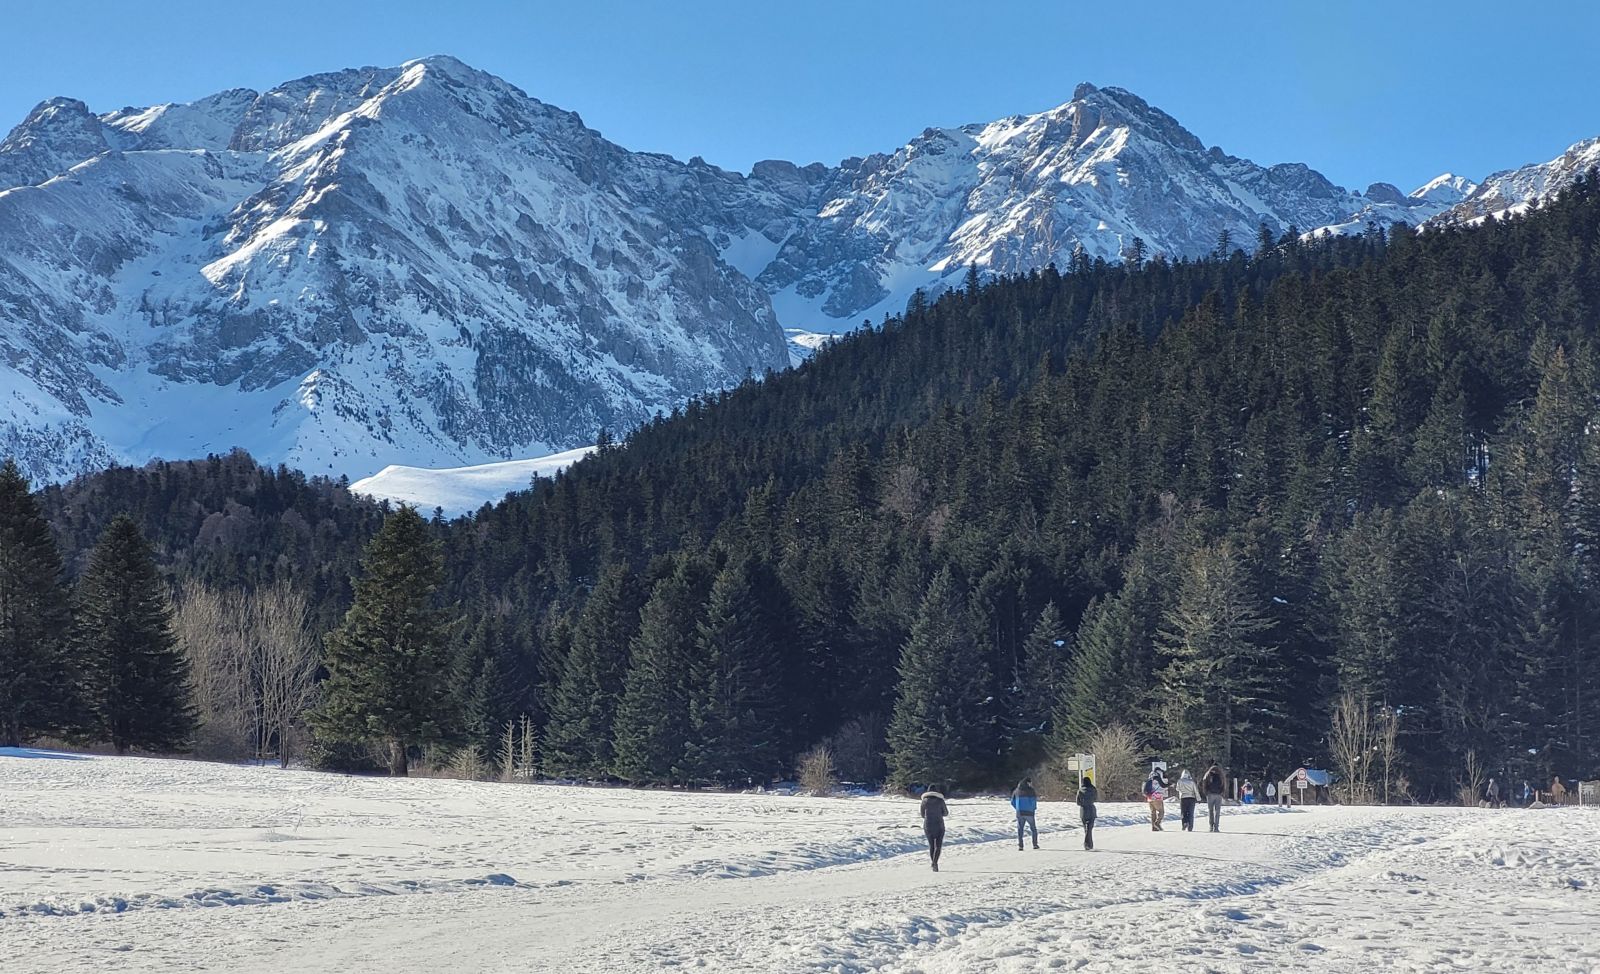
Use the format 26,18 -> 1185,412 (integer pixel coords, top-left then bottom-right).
1076,772 -> 1099,850
1143,767 -> 1168,831
1175,768 -> 1201,831
1011,777 -> 1040,850
1484,778 -> 1501,809
920,786 -> 949,871
1202,764 -> 1226,832
1265,779 -> 1278,806
1241,779 -> 1255,805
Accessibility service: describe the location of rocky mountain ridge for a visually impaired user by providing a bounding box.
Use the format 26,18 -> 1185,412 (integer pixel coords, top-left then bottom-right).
1,56 -> 1592,482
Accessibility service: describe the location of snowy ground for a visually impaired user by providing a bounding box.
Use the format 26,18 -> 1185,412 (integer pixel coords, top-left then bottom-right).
347,446 -> 595,515
2,750 -> 1596,973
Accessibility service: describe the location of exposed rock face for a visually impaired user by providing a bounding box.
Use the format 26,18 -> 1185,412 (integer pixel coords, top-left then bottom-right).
1,56 -> 1586,483
1433,136 -> 1600,225
732,84 -> 1477,328
0,57 -> 789,481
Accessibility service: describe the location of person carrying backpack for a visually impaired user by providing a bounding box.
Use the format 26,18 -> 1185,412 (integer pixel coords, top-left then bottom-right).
920,786 -> 949,871
1174,768 -> 1201,831
1202,764 -> 1226,832
1011,777 -> 1040,850
1076,772 -> 1099,850
1143,768 -> 1168,831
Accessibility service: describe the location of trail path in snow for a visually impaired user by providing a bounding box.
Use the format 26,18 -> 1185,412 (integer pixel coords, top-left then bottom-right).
2,751 -> 1595,972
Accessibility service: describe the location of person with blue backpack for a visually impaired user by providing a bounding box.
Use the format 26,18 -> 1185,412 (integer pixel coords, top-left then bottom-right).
1011,777 -> 1040,850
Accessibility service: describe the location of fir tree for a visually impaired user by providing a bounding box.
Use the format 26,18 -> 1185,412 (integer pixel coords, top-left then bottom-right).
610,556 -> 707,783
544,564 -> 642,778
1013,601 -> 1067,741
678,556 -> 786,786
1053,546 -> 1169,751
885,569 -> 994,789
74,515 -> 194,754
0,459 -> 73,745
1157,542 -> 1280,769
313,506 -> 456,776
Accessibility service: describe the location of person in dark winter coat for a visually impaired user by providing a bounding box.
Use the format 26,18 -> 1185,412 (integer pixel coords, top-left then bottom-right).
920,787 -> 949,871
1076,773 -> 1099,850
1011,778 -> 1039,850
1174,769 -> 1201,831
1202,765 -> 1226,832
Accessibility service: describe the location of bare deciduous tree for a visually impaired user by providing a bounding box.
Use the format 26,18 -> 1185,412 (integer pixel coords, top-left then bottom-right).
173,582 -> 254,761
171,580 -> 320,767
1045,723 -> 1144,802
1330,693 -> 1375,804
253,581 -> 319,768
798,744 -> 838,796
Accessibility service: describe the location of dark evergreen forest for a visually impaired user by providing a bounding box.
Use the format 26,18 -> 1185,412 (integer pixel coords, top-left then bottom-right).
17,172 -> 1600,799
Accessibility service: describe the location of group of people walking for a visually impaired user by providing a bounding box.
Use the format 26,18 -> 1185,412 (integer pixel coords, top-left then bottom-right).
1145,766 -> 1226,832
918,764 -> 1239,871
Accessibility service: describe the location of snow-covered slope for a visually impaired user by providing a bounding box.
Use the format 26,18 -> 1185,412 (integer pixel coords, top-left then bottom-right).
349,446 -> 595,514
0,57 -> 788,483
4,56 -> 1594,485
1306,173 -> 1478,239
3,750 -> 1596,972
1434,134 -> 1600,225
740,84 -> 1472,328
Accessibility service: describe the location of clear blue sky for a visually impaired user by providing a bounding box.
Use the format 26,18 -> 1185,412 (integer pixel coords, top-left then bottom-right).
3,1 -> 1597,192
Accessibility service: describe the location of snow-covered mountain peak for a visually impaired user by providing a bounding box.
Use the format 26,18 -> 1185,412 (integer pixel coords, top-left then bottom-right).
0,97 -> 108,191
1,55 -> 1595,486
1435,136 -> 1599,224
1411,172 -> 1476,203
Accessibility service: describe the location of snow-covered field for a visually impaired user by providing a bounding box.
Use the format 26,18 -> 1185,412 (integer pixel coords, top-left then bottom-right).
2,750 -> 1596,973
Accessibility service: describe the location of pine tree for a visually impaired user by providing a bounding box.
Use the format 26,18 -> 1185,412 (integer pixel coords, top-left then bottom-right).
312,506 -> 456,776
74,515 -> 194,754
678,557 -> 786,786
885,569 -> 994,789
1012,602 -> 1066,740
1053,551 -> 1168,751
544,564 -> 642,778
0,459 -> 73,745
610,556 -> 707,783
1157,542 -> 1281,769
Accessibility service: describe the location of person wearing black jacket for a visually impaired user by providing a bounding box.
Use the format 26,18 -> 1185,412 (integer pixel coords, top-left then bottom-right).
919,787 -> 949,871
1076,773 -> 1099,850
1202,765 -> 1226,832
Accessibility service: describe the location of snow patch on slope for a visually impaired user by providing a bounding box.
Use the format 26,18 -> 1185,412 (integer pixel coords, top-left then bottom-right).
349,446 -> 597,514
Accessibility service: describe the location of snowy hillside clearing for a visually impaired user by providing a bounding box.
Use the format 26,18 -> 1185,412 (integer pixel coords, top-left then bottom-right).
348,446 -> 596,515
1,750 -> 1595,972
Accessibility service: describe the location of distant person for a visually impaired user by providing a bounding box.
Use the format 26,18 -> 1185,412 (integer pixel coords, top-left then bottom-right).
1484,778 -> 1501,809
1012,777 -> 1039,850
1076,772 -> 1099,850
1265,780 -> 1278,806
920,786 -> 949,871
1144,768 -> 1168,831
1175,768 -> 1201,831
1551,776 -> 1568,805
1521,780 -> 1533,806
1241,779 -> 1255,805
1202,764 -> 1226,832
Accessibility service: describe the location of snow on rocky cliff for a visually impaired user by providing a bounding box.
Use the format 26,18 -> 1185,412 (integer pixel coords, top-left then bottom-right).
1434,135 -> 1600,225
0,57 -> 788,482
2,57 -> 1592,484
